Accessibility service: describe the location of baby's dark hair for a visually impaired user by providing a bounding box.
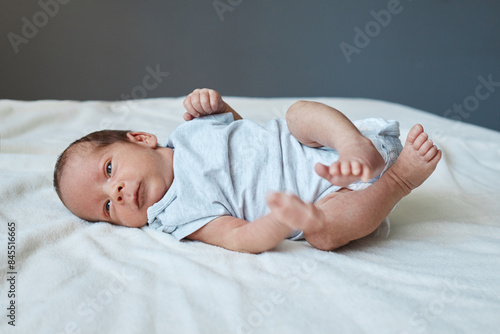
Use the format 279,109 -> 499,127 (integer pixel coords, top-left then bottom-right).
53,130 -> 131,204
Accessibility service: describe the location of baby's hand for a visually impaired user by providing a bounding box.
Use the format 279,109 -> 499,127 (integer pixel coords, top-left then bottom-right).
267,192 -> 326,233
183,88 -> 227,121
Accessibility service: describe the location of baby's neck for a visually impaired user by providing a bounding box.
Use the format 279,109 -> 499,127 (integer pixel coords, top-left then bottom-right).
158,146 -> 175,187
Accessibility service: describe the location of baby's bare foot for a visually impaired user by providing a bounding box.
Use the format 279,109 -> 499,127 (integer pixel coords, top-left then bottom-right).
315,137 -> 385,187
385,124 -> 441,194
267,192 -> 325,232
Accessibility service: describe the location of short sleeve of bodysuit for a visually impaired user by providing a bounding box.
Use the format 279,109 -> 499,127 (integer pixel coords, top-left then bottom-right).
147,113 -> 236,240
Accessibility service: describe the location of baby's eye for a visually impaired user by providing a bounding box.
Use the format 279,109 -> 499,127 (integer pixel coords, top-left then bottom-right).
105,200 -> 111,213
106,162 -> 112,176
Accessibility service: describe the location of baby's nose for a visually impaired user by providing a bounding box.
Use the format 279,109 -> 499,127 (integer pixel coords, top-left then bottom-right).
115,184 -> 124,202
108,181 -> 125,203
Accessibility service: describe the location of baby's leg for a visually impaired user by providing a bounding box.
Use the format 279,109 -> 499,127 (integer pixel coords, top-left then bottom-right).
314,133 -> 386,187
268,124 -> 441,250
287,100 -> 388,187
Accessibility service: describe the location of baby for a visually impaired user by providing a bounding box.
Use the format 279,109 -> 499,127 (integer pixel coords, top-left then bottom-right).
53,88 -> 441,253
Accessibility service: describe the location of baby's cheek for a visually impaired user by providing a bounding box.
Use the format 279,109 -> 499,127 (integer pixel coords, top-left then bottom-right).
114,209 -> 136,228
132,205 -> 150,227
147,180 -> 169,207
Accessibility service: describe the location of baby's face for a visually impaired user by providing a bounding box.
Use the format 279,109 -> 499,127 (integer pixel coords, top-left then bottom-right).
59,133 -> 174,227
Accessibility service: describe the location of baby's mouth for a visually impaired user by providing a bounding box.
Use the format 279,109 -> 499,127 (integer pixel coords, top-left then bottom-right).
135,183 -> 141,209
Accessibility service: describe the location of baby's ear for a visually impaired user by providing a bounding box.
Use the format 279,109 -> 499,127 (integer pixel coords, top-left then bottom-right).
126,132 -> 158,148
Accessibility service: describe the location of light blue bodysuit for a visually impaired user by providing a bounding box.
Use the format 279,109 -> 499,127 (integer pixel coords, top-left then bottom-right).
147,113 -> 402,240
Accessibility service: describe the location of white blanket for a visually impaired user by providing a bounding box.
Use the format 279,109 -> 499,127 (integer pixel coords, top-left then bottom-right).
1,97 -> 499,334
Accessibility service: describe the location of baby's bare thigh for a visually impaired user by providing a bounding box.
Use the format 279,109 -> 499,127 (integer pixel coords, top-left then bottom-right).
306,188 -> 355,250
315,187 -> 352,206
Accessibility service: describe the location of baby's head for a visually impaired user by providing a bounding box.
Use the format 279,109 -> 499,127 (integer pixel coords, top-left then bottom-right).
54,130 -> 174,227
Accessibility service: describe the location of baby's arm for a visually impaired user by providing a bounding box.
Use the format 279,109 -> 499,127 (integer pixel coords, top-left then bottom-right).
286,100 -> 385,185
186,212 -> 292,254
183,88 -> 242,121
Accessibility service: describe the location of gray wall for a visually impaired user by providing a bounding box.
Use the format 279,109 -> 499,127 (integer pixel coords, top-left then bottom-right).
1,0 -> 499,131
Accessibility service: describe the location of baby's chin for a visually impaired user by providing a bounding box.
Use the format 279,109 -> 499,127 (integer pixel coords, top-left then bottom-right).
117,182 -> 169,228
115,205 -> 150,228
115,217 -> 148,228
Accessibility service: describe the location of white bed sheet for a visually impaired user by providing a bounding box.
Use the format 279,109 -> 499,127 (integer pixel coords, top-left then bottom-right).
1,96 -> 499,334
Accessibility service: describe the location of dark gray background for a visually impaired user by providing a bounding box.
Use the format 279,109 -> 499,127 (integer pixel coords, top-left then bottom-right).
1,0 -> 499,131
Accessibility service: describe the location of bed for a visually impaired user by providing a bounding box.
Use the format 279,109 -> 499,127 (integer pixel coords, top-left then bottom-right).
1,96 -> 499,334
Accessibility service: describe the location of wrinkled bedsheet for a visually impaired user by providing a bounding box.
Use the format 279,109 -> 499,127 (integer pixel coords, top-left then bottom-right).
1,96 -> 499,334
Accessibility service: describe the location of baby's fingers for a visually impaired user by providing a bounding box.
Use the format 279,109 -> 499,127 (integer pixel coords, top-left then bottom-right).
188,89 -> 204,114
267,192 -> 323,231
183,95 -> 201,120
208,89 -> 223,113
199,89 -> 213,113
183,112 -> 195,121
184,88 -> 224,117
195,88 -> 222,114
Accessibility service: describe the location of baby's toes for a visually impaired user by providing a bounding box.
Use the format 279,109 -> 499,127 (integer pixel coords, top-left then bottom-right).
413,132 -> 429,150
316,163 -> 343,185
406,124 -> 424,145
424,145 -> 440,162
340,160 -> 352,176
418,139 -> 434,156
328,161 -> 342,176
361,164 -> 372,182
315,163 -> 331,180
350,160 -> 362,176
